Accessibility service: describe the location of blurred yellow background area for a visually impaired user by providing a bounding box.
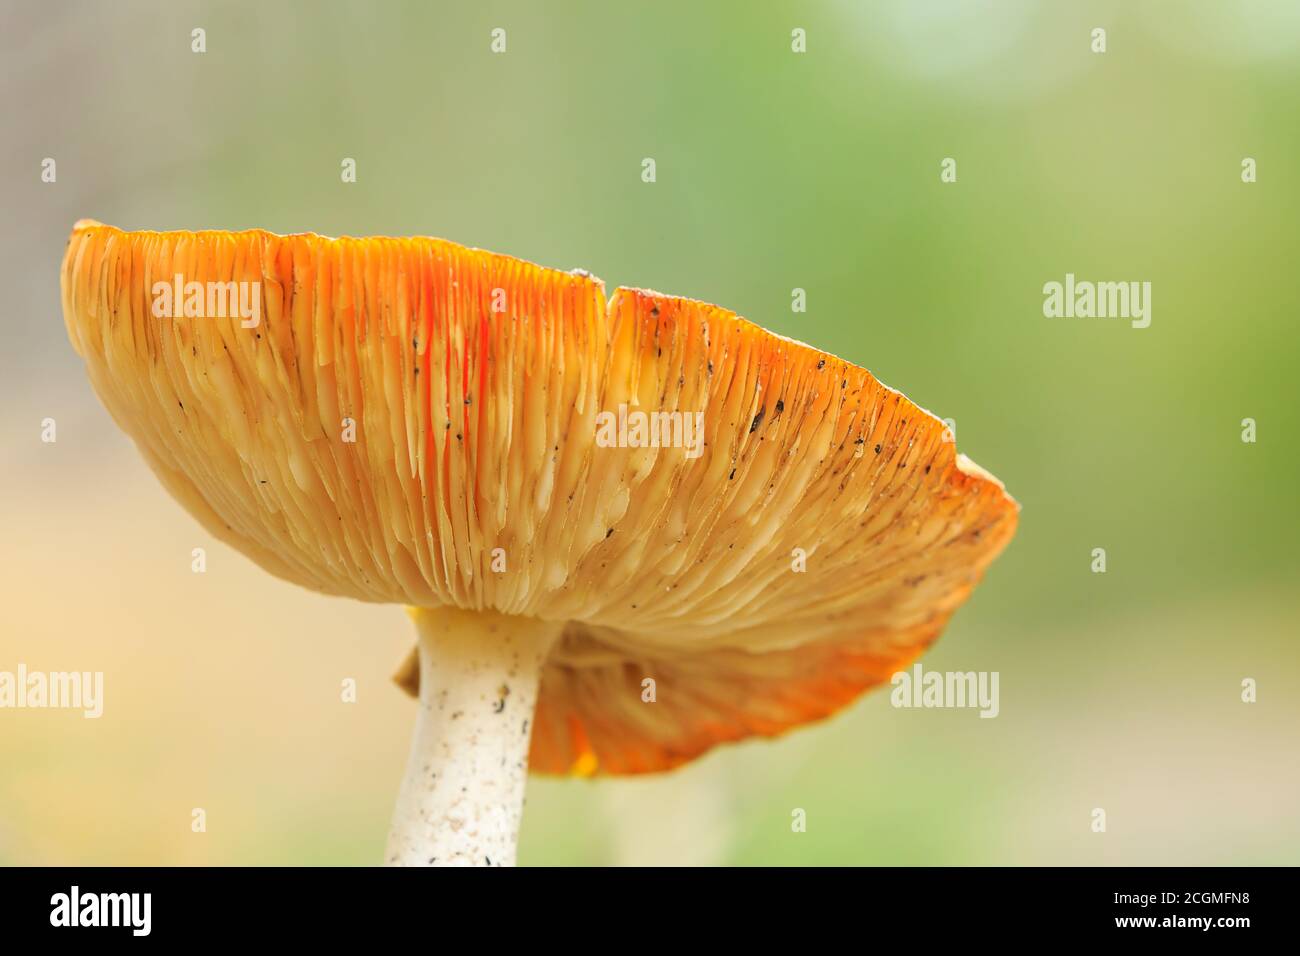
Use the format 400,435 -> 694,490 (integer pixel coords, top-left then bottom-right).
2,1 -> 1297,865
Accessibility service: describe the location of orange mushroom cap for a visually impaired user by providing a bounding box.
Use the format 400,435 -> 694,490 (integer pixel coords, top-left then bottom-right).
62,219 -> 1018,775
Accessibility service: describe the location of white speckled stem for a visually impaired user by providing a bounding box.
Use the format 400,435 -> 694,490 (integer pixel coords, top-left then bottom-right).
385,606 -> 561,867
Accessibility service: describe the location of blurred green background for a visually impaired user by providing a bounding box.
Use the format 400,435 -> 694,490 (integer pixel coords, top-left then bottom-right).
2,0 -> 1297,865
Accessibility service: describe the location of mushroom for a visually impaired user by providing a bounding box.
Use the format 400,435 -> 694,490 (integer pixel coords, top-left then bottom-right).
61,220 -> 1018,866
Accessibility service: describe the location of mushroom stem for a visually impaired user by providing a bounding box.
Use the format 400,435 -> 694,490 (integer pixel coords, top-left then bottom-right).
385,606 -> 561,867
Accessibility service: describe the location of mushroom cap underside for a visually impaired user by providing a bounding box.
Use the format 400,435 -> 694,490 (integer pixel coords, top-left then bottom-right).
62,220 -> 1018,774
